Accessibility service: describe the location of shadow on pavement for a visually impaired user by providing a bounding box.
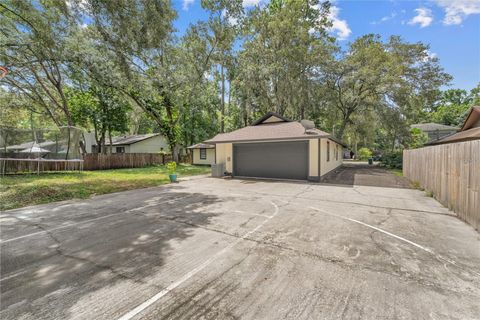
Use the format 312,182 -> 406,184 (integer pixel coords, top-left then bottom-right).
0,188 -> 221,320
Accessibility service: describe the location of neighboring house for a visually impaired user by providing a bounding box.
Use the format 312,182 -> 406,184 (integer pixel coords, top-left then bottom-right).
188,143 -> 215,165
427,106 -> 480,146
411,123 -> 458,142
205,112 -> 346,181
91,133 -> 169,154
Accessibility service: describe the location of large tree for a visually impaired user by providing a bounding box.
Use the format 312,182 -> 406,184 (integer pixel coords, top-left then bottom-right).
234,0 -> 334,121
81,0 -> 220,161
201,0 -> 243,132
428,85 -> 480,126
69,87 -> 131,154
0,1 -> 80,126
321,34 -> 452,140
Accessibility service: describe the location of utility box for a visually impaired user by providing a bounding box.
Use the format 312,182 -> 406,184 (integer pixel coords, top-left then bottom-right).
211,163 -> 225,177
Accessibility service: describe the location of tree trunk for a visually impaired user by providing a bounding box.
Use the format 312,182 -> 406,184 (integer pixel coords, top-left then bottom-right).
391,128 -> 397,152
337,119 -> 348,140
108,130 -> 113,154
101,134 -> 106,155
220,63 -> 225,133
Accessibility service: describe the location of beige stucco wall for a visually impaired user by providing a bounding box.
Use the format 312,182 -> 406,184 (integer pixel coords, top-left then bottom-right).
216,139 -> 343,179
309,139 -> 319,178
215,143 -> 233,172
128,135 -> 169,153
319,138 -> 343,176
192,148 -> 215,165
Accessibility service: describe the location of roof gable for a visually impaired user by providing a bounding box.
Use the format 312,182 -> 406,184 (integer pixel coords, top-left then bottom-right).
460,106 -> 480,131
251,112 -> 292,126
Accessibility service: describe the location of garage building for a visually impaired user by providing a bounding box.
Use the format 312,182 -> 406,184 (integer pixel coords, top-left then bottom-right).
205,112 -> 345,181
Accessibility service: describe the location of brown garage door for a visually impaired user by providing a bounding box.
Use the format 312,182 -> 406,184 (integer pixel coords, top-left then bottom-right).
233,141 -> 308,180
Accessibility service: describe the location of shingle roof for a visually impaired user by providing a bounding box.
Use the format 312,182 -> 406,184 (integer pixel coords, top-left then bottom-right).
187,143 -> 215,149
205,112 -> 347,146
111,134 -> 159,145
411,123 -> 459,132
205,121 -> 330,143
426,127 -> 480,145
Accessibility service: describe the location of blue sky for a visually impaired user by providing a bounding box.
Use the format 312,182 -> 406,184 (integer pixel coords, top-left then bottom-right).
172,0 -> 480,91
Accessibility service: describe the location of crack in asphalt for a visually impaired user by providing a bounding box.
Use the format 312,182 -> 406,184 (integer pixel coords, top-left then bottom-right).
134,208 -> 476,294
3,188 -> 477,315
159,247 -> 254,319
235,189 -> 454,217
5,214 -> 165,291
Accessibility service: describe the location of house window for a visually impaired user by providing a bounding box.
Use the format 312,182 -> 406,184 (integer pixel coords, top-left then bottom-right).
327,141 -> 330,162
200,148 -> 207,159
116,146 -> 125,153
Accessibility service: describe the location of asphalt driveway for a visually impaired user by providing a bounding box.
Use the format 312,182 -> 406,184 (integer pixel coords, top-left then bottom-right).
321,161 -> 411,188
1,174 -> 479,319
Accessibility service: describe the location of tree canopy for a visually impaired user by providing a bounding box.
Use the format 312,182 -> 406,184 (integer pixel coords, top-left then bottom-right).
1,0 -> 476,157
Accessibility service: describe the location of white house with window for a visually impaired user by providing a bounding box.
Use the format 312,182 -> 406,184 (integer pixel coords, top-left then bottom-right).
188,143 -> 215,165
90,133 -> 169,154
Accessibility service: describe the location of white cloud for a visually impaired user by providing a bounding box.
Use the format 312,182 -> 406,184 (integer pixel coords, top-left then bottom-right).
434,0 -> 480,25
422,50 -> 438,62
221,9 -> 239,26
371,12 -> 397,25
408,8 -> 434,28
428,51 -> 438,59
182,0 -> 194,11
243,0 -> 261,7
328,6 -> 351,40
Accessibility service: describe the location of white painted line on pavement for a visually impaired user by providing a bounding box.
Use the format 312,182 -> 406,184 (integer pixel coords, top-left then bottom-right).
309,207 -> 480,277
309,206 -> 433,253
0,195 -> 192,244
117,201 -> 280,320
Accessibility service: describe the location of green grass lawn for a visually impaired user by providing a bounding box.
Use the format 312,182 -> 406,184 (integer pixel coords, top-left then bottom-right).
0,164 -> 210,211
389,168 -> 404,177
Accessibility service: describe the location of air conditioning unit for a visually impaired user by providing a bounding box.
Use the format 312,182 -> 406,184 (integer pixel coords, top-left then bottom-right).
211,163 -> 225,177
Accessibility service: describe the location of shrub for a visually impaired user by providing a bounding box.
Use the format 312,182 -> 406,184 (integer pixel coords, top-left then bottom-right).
379,151 -> 403,169
408,128 -> 429,149
166,161 -> 177,174
358,147 -> 373,161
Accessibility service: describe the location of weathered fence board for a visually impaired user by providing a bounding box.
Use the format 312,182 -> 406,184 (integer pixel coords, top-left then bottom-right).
403,140 -> 480,231
83,153 -> 191,170
1,153 -> 192,174
83,153 -> 165,170
1,158 -> 84,175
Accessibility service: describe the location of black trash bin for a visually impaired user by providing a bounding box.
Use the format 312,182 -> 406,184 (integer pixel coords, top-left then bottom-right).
368,157 -> 373,165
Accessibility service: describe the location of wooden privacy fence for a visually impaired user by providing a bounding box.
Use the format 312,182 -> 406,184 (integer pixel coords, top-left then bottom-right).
83,153 -> 192,170
1,158 -> 84,175
1,153 -> 192,174
403,140 -> 480,231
